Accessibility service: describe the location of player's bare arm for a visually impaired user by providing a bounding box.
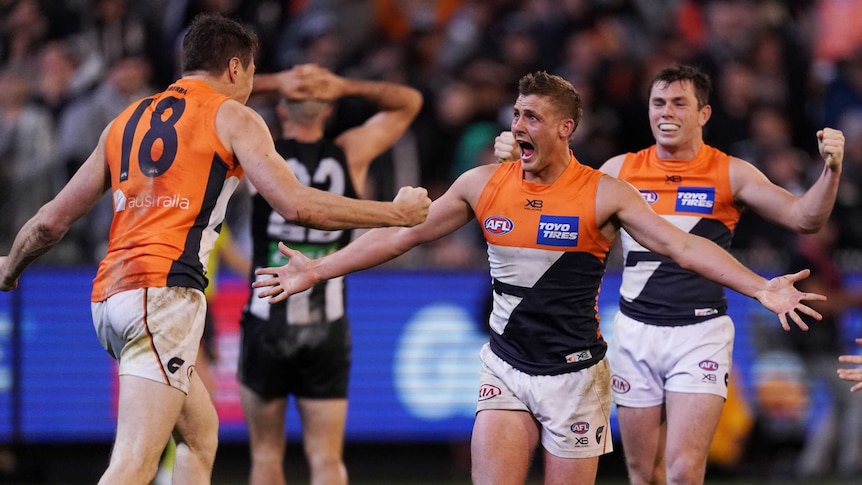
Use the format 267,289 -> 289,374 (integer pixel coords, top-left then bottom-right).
597,174 -> 825,331
0,126 -> 112,291
254,164 -> 494,304
731,127 -> 844,233
217,100 -> 430,229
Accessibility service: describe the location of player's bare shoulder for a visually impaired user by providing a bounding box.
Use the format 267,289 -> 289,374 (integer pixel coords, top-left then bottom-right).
451,163 -> 500,207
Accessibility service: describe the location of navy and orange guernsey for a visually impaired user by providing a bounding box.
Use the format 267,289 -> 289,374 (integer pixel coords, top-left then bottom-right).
616,144 -> 741,326
92,79 -> 243,302
473,154 -> 613,375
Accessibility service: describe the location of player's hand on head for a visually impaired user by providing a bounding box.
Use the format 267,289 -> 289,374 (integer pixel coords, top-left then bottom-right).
755,269 -> 826,331
494,131 -> 520,163
817,127 -> 845,170
393,186 -> 431,226
252,242 -> 316,304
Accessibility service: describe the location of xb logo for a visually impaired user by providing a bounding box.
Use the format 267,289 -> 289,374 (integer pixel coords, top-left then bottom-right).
525,199 -> 543,209
665,174 -> 683,183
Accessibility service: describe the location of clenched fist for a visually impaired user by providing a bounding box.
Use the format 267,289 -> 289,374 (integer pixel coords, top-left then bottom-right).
393,186 -> 431,226
494,130 -> 520,163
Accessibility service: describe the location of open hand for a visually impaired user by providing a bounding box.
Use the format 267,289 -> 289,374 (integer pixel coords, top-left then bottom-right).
754,269 -> 825,331
838,338 -> 862,392
252,242 -> 318,304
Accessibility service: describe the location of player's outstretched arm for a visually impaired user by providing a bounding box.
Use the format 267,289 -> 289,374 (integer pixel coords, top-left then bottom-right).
838,338 -> 862,392
254,165 -> 493,304
219,100 -> 430,230
600,175 -> 826,331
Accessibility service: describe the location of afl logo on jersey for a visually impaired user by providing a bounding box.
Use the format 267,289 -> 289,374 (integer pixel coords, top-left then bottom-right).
484,216 -> 514,235
639,190 -> 659,204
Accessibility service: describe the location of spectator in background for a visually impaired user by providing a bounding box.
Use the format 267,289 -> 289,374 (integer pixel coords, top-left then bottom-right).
0,68 -> 56,256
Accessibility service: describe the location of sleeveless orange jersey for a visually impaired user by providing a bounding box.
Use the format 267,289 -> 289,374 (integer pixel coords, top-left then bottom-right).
92,79 -> 243,301
616,144 -> 741,325
474,155 -> 613,375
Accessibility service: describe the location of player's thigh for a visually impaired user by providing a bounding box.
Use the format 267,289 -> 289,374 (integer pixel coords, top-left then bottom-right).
472,409 -> 539,485
239,384 -> 289,449
664,391 -> 724,460
173,370 -> 218,451
296,397 -> 347,456
543,449 -> 599,485
114,374 -> 186,464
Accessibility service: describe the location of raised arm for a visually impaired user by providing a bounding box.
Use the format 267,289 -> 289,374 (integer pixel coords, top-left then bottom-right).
253,165 -> 493,304
257,64 -> 423,192
597,174 -> 825,330
217,99 -> 429,230
732,127 -> 844,233
0,125 -> 112,290
328,73 -> 423,177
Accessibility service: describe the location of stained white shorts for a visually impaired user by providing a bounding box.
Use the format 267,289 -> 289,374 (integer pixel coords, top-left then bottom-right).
91,287 -> 206,394
476,343 -> 613,458
608,312 -> 734,407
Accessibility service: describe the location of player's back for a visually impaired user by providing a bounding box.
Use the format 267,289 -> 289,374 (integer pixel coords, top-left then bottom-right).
92,79 -> 244,301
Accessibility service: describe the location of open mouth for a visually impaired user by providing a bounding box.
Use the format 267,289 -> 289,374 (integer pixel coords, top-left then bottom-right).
658,123 -> 680,132
518,141 -> 535,158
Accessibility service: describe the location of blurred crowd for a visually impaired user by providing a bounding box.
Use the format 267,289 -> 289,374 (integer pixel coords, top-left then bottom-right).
1,0 -> 862,270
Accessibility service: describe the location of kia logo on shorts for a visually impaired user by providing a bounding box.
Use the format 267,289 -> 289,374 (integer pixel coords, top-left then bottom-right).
483,216 -> 513,235
699,360 -> 719,371
478,384 -> 502,401
611,375 -> 630,393
570,422 -> 590,434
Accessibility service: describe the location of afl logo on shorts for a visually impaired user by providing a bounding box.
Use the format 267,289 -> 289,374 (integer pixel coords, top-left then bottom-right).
484,216 -> 513,235
639,190 -> 659,204
611,374 -> 631,393
478,384 -> 502,401
699,360 -> 719,371
570,422 -> 590,434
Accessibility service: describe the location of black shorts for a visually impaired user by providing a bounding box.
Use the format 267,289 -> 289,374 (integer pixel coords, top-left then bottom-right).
237,314 -> 351,399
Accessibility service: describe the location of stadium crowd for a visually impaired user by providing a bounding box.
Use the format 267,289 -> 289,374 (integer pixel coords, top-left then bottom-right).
2,0 -> 862,481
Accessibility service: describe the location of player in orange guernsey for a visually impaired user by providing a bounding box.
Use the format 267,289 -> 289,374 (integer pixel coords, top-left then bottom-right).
0,13 -> 429,485
251,71 -> 824,485
598,65 -> 844,485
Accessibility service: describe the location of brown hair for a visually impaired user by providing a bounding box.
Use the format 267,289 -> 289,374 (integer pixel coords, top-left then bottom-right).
650,64 -> 712,109
518,71 -> 582,135
182,13 -> 259,75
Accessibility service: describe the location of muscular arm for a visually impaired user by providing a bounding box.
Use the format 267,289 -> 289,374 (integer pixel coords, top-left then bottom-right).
217,100 -> 429,230
597,175 -> 824,330
333,77 -> 423,182
256,65 -> 423,195
254,165 -> 493,303
732,128 -> 844,233
0,126 -> 111,290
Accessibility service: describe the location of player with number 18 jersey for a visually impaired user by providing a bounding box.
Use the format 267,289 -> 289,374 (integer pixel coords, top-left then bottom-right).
92,79 -> 243,302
